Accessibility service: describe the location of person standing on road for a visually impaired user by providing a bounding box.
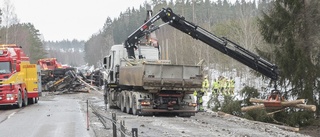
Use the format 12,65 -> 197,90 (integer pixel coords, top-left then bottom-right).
201,75 -> 209,111
229,77 -> 235,95
212,79 -> 219,96
194,75 -> 209,111
220,77 -> 226,96
208,78 -> 219,108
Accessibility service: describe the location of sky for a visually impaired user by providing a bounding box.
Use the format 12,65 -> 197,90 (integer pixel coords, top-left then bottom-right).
1,0 -> 148,41
1,0 -> 239,42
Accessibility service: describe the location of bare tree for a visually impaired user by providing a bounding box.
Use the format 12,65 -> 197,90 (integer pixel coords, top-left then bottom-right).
1,0 -> 19,43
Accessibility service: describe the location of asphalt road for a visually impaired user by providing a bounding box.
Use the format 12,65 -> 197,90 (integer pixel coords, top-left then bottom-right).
84,90 -> 311,137
0,90 -> 313,137
0,93 -> 94,137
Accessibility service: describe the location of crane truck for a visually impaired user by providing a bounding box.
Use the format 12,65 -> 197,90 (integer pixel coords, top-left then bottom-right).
103,8 -> 279,116
0,44 -> 41,108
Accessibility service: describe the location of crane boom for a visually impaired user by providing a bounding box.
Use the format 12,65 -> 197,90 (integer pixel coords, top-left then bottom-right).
124,8 -> 278,81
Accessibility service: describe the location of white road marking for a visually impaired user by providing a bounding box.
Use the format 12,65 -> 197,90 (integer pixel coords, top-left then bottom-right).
7,112 -> 16,119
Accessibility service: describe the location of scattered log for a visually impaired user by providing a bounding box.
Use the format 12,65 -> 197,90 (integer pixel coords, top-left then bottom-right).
77,76 -> 99,92
267,109 -> 284,116
276,125 -> 299,132
249,98 -> 305,105
281,99 -> 305,106
217,111 -> 231,117
295,104 -> 317,112
242,98 -> 316,112
241,104 -> 265,112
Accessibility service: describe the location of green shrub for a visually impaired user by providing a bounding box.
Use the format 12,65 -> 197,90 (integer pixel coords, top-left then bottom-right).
239,86 -> 260,106
279,110 -> 315,127
220,96 -> 243,117
243,109 -> 273,123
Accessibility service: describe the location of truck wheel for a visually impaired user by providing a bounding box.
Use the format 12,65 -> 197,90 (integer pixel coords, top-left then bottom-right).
126,95 -> 132,114
132,95 -> 138,115
120,94 -> 126,112
104,93 -> 108,104
16,91 -> 23,108
35,97 -> 39,103
28,98 -> 35,104
23,89 -> 28,106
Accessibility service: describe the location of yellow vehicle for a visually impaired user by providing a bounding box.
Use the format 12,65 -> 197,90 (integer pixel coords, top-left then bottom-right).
0,44 -> 41,108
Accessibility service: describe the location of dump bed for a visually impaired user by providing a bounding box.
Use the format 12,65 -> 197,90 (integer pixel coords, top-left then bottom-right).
119,64 -> 202,92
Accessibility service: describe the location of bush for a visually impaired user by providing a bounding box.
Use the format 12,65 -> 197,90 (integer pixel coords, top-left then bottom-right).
215,86 -> 316,127
239,86 -> 260,106
278,110 -> 315,127
220,96 -> 243,117
243,109 -> 273,123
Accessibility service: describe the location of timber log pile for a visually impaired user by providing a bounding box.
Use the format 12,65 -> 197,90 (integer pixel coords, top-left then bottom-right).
241,98 -> 317,112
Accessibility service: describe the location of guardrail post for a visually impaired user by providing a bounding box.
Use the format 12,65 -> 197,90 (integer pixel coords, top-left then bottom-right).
112,113 -> 117,137
87,99 -> 89,131
121,120 -> 125,137
132,128 -> 138,137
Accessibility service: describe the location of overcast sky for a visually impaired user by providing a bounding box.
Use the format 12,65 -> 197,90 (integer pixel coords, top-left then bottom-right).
2,0 -> 148,41
1,0 -> 239,42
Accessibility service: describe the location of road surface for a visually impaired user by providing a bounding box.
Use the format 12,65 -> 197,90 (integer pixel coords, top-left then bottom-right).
0,90 -> 315,137
0,93 -> 94,137
83,89 -> 312,137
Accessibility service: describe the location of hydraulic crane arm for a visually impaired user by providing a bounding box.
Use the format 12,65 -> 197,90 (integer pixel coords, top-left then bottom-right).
125,8 -> 278,81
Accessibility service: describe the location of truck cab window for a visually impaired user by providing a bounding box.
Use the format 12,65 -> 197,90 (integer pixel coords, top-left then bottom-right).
134,46 -> 159,60
0,62 -> 11,73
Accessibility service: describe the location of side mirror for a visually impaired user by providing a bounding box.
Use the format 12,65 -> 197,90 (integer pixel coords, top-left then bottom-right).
16,64 -> 21,72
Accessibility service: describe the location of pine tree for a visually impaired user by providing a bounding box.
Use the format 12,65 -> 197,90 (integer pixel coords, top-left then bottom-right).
26,23 -> 46,63
258,0 -> 320,111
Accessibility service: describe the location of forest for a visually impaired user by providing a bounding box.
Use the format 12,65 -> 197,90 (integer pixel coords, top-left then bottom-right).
0,0 -> 320,127
83,0 -> 320,126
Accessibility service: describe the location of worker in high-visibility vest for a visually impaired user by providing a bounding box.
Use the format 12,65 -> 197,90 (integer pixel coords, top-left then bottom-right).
194,75 -> 209,111
229,77 -> 235,95
217,76 -> 223,95
202,75 -> 209,93
212,79 -> 219,96
221,77 -> 227,96
208,78 -> 219,108
226,79 -> 231,95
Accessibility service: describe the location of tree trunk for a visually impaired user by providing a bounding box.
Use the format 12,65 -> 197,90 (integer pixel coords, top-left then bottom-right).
241,104 -> 265,112
249,98 -> 305,105
241,98 -> 316,112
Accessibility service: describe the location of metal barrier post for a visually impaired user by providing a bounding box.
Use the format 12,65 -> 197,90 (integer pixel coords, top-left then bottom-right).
132,128 -> 138,137
112,113 -> 117,137
121,120 -> 125,137
87,100 -> 89,131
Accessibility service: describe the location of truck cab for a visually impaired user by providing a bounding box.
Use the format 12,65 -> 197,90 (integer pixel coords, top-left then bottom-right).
103,45 -> 126,84
0,44 -> 40,108
103,44 -> 160,84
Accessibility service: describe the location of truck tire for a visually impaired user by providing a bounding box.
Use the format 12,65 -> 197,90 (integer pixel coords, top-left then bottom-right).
23,89 -> 28,106
16,91 -> 22,108
35,97 -> 39,103
103,93 -> 108,104
132,95 -> 139,115
28,98 -> 35,104
108,94 -> 115,108
120,93 -> 126,112
126,93 -> 132,114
